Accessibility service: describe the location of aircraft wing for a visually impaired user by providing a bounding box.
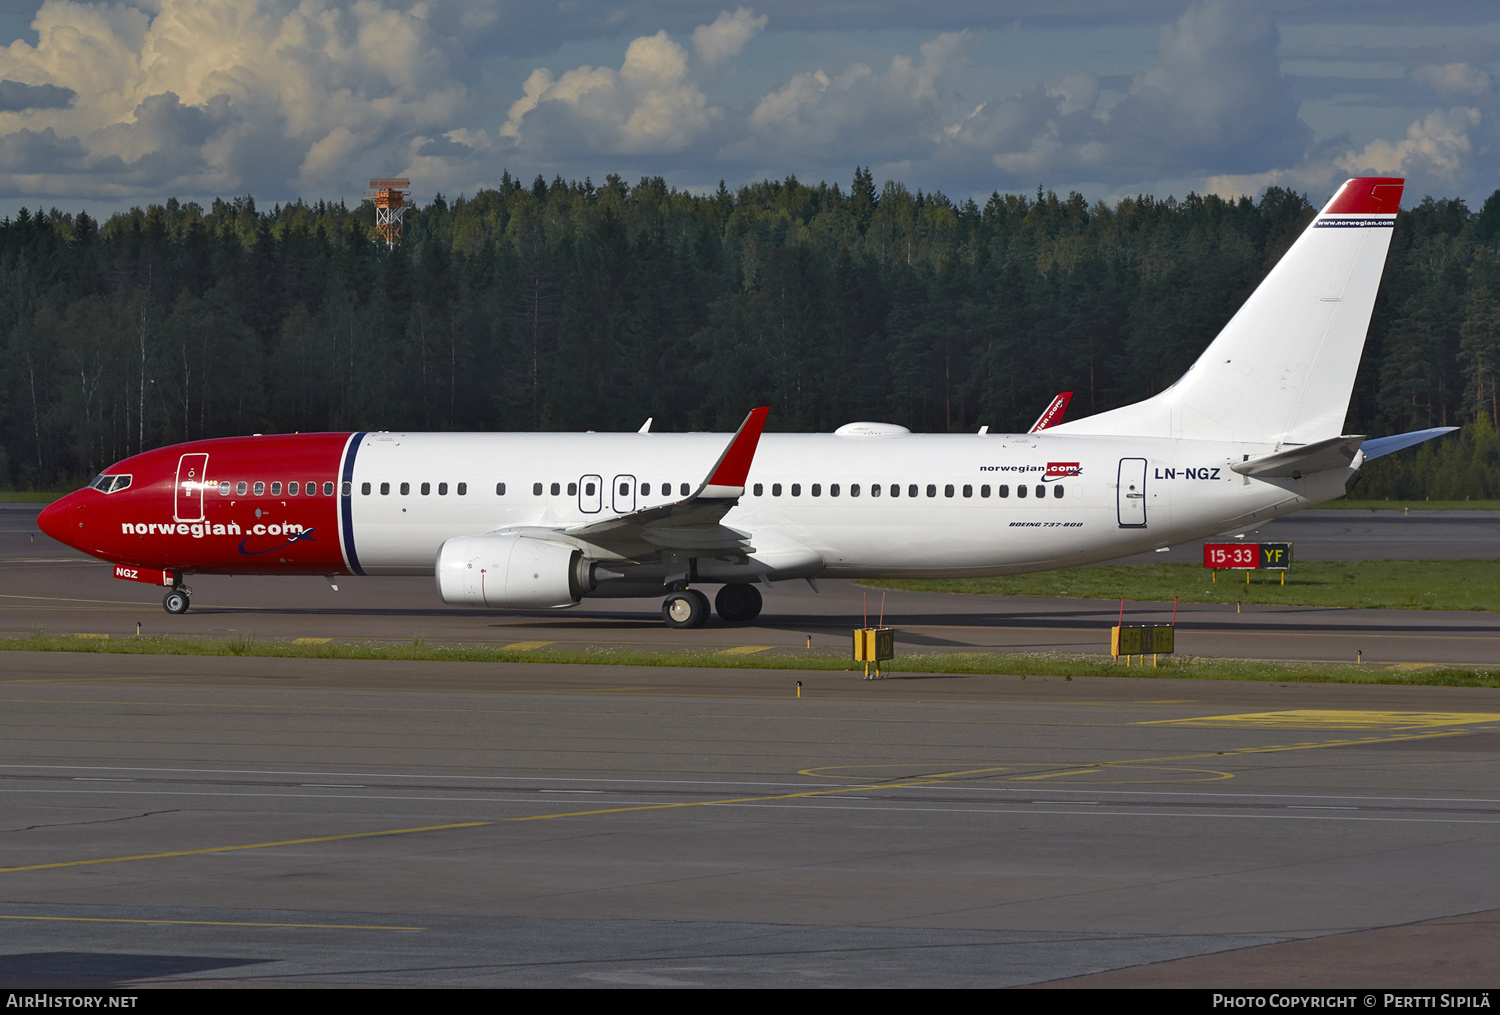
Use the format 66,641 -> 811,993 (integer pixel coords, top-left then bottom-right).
1029,392 -> 1073,433
561,407 -> 769,558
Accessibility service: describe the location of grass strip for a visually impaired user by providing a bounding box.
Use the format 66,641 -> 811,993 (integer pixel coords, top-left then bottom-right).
3,633 -> 1499,688
868,560 -> 1500,612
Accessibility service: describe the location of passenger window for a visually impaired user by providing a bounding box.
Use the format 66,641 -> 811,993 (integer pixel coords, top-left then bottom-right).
791,484 -> 801,496
586,482 -> 596,496
532,483 -> 543,496
830,484 -> 839,497
944,484 -> 954,498
341,481 -> 351,496
361,482 -> 371,495
811,484 -> 821,497
1017,485 -> 1027,499
640,483 -> 650,496
307,480 -> 316,495
772,483 -> 782,497
323,482 -> 333,496
288,482 -> 299,496
908,485 -> 918,497
270,482 -> 282,496
220,481 -> 231,496
680,483 -> 689,496
1035,485 -> 1045,498
421,482 -> 430,495
438,482 -> 448,495
963,485 -> 972,498
253,481 -> 265,496
619,482 -> 628,496
981,484 -> 991,497
753,483 -> 763,496
380,482 -> 390,495
497,483 -> 507,496
567,482 -> 577,496
999,485 -> 1009,498
552,482 -> 561,496
457,483 -> 467,495
927,484 -> 937,498
400,482 -> 410,495
1053,484 -> 1064,498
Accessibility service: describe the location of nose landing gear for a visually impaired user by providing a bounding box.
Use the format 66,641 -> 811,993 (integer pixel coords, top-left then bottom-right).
162,586 -> 191,614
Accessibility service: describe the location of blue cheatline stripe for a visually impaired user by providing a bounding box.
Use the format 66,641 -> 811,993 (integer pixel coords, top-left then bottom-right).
339,432 -> 367,576
1314,217 -> 1396,228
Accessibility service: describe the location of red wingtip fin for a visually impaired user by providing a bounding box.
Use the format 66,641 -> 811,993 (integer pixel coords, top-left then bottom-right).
1323,177 -> 1404,215
1029,392 -> 1073,433
706,406 -> 769,490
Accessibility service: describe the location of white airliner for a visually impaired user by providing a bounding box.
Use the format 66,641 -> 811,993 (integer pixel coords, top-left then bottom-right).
40,176 -> 1452,627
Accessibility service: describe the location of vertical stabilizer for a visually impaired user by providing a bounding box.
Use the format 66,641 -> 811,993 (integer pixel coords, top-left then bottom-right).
1051,177 -> 1403,444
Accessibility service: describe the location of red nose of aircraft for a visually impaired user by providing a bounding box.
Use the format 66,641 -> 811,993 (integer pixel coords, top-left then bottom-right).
36,493 -> 76,546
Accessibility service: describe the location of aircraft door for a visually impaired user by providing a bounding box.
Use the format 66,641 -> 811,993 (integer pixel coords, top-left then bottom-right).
612,475 -> 636,514
174,453 -> 209,522
579,475 -> 602,514
1117,458 -> 1147,528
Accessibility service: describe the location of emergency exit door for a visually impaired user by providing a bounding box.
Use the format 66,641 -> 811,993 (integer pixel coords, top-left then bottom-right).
1117,458 -> 1147,528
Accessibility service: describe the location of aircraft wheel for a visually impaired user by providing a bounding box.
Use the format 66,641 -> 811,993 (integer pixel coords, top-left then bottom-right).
662,590 -> 708,629
162,590 -> 190,615
715,583 -> 763,623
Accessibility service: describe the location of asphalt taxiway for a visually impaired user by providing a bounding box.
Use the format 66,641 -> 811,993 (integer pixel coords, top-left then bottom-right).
1,654 -> 1499,987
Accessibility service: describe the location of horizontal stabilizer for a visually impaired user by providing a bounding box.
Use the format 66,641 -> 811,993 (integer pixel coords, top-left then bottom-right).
1361,427 -> 1458,462
1232,435 -> 1365,478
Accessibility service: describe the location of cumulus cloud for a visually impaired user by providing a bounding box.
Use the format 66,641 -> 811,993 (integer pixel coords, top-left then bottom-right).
742,32 -> 967,164
693,8 -> 767,65
1338,107 -> 1482,184
929,0 -> 1307,186
501,19 -> 745,157
0,0 -> 468,199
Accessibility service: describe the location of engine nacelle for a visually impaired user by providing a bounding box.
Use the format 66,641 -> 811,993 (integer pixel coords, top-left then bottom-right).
435,533 -> 595,608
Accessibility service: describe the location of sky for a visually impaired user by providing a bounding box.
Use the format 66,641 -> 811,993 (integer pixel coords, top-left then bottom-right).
0,0 -> 1494,217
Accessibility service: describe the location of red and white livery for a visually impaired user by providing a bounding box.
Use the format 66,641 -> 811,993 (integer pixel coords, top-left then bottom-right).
39,178 -> 1450,627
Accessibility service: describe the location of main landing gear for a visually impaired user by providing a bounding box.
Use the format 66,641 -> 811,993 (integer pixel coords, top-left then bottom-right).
660,583 -> 763,629
162,585 -> 191,615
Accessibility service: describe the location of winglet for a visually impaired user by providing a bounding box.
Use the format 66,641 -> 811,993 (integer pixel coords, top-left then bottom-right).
698,406 -> 769,499
1029,392 -> 1073,433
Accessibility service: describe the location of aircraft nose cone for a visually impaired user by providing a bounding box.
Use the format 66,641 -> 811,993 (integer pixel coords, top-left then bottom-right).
36,494 -> 73,544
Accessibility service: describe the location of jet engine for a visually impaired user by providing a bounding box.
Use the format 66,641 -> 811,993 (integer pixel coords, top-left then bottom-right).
435,533 -> 597,609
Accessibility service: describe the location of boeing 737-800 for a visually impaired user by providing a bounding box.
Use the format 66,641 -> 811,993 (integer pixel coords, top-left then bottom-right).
37,176 -> 1453,628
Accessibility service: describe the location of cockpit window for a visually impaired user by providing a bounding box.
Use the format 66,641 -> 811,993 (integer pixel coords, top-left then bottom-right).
89,474 -> 131,493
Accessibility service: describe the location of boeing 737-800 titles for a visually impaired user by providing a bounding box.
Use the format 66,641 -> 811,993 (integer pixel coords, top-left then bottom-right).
37,176 -> 1454,628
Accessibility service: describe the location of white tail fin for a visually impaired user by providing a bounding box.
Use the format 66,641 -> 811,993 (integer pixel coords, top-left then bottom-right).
1052,177 -> 1403,445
